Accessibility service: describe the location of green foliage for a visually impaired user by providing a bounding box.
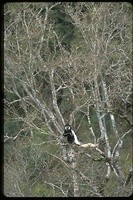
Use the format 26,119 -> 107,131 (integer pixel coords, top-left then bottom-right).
4,134 -> 62,197
32,125 -> 48,141
49,4 -> 75,49
89,107 -> 100,137
4,119 -> 22,136
32,183 -> 53,197
122,2 -> 132,12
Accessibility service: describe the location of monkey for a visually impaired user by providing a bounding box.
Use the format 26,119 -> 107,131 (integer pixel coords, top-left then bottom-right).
63,124 -> 81,146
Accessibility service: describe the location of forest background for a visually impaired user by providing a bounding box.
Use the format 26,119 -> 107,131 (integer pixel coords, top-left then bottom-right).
4,2 -> 132,197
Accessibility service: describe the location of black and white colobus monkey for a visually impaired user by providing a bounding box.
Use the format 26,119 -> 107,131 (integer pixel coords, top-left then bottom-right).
63,124 -> 81,146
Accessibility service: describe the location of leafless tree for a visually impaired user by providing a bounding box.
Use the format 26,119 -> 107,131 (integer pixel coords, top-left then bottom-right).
4,2 -> 132,197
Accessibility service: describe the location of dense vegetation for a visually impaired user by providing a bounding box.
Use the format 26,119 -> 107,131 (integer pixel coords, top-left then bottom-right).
4,2 -> 132,197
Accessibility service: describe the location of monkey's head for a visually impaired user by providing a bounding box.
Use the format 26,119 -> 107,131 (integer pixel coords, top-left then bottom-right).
63,124 -> 72,136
